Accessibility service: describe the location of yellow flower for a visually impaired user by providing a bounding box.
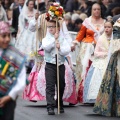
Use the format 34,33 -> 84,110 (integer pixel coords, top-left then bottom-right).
49,6 -> 53,10
52,6 -> 57,11
55,11 -> 59,16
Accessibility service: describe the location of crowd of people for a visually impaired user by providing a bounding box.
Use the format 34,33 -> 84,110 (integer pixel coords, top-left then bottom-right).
0,0 -> 120,119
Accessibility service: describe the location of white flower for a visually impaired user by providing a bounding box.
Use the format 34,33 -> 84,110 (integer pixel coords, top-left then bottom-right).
51,12 -> 54,17
48,11 -> 52,14
48,11 -> 54,17
56,7 -> 59,9
53,2 -> 60,6
60,6 -> 63,9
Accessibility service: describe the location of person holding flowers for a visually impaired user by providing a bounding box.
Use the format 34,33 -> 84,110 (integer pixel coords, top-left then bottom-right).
25,1 -> 77,115
42,3 -> 71,115
42,19 -> 71,115
29,0 -> 72,46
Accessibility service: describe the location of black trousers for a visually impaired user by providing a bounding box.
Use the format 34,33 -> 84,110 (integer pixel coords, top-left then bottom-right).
0,100 -> 16,120
45,63 -> 65,108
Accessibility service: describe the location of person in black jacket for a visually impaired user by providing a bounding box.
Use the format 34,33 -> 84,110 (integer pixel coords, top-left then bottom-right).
98,0 -> 109,18
12,0 -> 24,37
64,0 -> 79,13
105,0 -> 120,17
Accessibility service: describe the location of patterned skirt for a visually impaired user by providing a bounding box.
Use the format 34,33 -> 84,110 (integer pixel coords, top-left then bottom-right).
93,51 -> 120,116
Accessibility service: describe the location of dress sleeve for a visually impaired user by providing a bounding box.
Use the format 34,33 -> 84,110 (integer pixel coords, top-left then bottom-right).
29,16 -> 41,32
94,39 -> 108,58
75,24 -> 87,42
8,66 -> 26,100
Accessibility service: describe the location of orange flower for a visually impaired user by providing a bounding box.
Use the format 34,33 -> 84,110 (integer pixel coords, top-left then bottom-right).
55,11 -> 59,16
52,6 -> 57,11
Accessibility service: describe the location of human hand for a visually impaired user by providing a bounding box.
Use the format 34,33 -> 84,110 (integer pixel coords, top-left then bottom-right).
71,44 -> 76,52
0,96 -> 12,107
56,41 -> 60,49
69,63 -> 73,70
35,12 -> 39,20
54,32 -> 59,39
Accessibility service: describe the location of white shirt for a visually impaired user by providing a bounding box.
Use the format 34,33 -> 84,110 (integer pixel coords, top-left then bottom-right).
19,5 -> 22,13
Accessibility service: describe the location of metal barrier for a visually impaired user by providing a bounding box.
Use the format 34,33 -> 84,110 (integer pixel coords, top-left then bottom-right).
69,31 -> 80,65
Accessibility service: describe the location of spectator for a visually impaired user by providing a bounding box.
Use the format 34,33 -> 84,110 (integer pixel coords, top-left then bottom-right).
12,0 -> 25,37
105,0 -> 120,16
111,7 -> 120,22
79,13 -> 88,21
64,0 -> 79,13
64,13 -> 73,31
73,18 -> 83,32
0,0 -> 8,22
34,0 -> 46,14
6,9 -> 13,25
113,14 -> 120,22
112,7 -> 120,16
71,13 -> 80,24
98,0 -> 109,18
78,0 -> 89,14
2,0 -> 11,11
106,15 -> 113,22
10,0 -> 19,9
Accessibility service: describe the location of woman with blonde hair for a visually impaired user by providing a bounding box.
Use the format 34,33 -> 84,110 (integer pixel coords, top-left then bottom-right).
71,3 -> 105,103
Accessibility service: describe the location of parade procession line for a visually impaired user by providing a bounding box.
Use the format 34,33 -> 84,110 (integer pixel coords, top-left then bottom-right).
15,95 -> 119,120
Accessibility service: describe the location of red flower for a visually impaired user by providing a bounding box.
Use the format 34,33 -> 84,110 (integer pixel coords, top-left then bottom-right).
46,13 -> 50,17
58,8 -> 63,12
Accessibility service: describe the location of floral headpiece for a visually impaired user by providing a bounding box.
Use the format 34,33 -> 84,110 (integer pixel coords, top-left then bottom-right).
0,21 -> 10,34
46,2 -> 65,21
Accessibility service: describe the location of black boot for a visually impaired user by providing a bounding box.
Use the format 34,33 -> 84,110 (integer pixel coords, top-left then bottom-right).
47,108 -> 55,115
60,107 -> 64,113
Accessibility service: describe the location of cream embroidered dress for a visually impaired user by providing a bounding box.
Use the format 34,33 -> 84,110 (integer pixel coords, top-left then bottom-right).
83,32 -> 112,103
76,16 -> 105,103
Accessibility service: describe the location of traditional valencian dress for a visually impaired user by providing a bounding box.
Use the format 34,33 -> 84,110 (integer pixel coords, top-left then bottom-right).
93,18 -> 120,117
15,8 -> 37,60
76,16 -> 105,103
83,32 -> 112,103
0,45 -> 26,116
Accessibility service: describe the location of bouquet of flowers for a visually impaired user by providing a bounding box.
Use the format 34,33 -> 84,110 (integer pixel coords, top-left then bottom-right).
46,2 -> 65,21
29,49 -> 44,62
